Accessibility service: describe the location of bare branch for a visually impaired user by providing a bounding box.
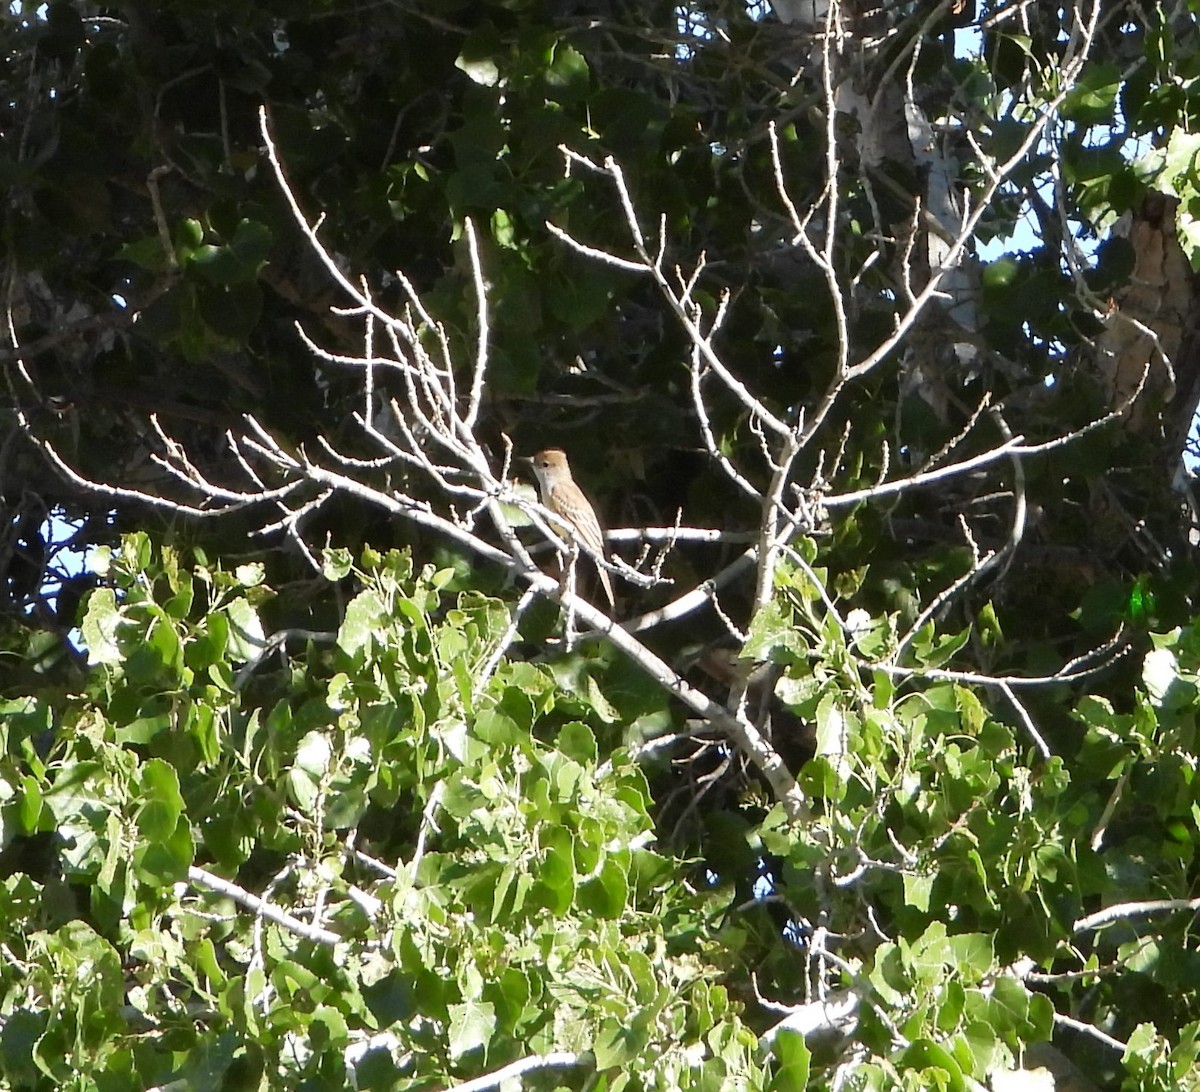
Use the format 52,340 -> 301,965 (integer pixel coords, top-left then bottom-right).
1052,1012 -> 1128,1054
824,438 -> 1026,508
439,1052 -> 587,1092
462,217 -> 491,432
998,681 -> 1052,759
1074,896 -> 1200,933
188,865 -> 341,948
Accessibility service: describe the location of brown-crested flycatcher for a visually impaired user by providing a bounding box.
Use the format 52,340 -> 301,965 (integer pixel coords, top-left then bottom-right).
527,448 -> 615,609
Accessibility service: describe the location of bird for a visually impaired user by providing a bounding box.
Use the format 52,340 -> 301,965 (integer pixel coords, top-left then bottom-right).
527,448 -> 615,609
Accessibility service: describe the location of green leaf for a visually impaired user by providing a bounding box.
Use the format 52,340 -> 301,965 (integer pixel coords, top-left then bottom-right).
988,976 -> 1031,1033
136,759 -> 184,843
474,706 -> 519,745
311,1005 -> 350,1049
339,591 -> 388,656
585,674 -> 620,724
544,41 -> 589,100
975,601 -> 1004,648
769,1029 -> 811,1092
455,27 -> 502,87
188,219 -> 271,285
594,1016 -> 645,1069
557,721 -> 597,764
1142,646 -> 1183,708
814,693 -> 847,758
323,547 -> 354,581
295,730 -> 333,778
946,934 -> 993,981
1026,992 -> 1054,1041
911,624 -> 971,669
448,1000 -> 495,1059
133,813 -> 194,884
904,873 -> 934,914
534,826 -> 576,914
981,258 -> 1019,288
118,234 -> 171,273
899,1038 -> 965,1091
224,597 -> 265,664
955,686 -> 987,737
164,570 -> 195,619
577,857 -> 628,919
175,217 -> 203,253
81,588 -> 125,665
1060,62 -> 1121,123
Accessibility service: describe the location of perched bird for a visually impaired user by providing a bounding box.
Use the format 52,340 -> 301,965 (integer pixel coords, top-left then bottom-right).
527,448 -> 615,608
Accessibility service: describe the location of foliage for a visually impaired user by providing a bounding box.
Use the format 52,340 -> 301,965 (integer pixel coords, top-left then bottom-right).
0,541 -> 1199,1088
3,541 -> 767,1088
4,1 -> 1200,1090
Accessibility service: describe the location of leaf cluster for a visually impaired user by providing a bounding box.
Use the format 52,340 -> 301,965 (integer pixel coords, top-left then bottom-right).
1,540 -> 774,1089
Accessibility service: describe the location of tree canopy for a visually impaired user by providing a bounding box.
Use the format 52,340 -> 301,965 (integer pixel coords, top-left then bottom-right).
4,1 -> 1200,1089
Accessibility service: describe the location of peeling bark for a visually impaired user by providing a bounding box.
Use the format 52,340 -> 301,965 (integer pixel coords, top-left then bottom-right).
1098,191 -> 1196,437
